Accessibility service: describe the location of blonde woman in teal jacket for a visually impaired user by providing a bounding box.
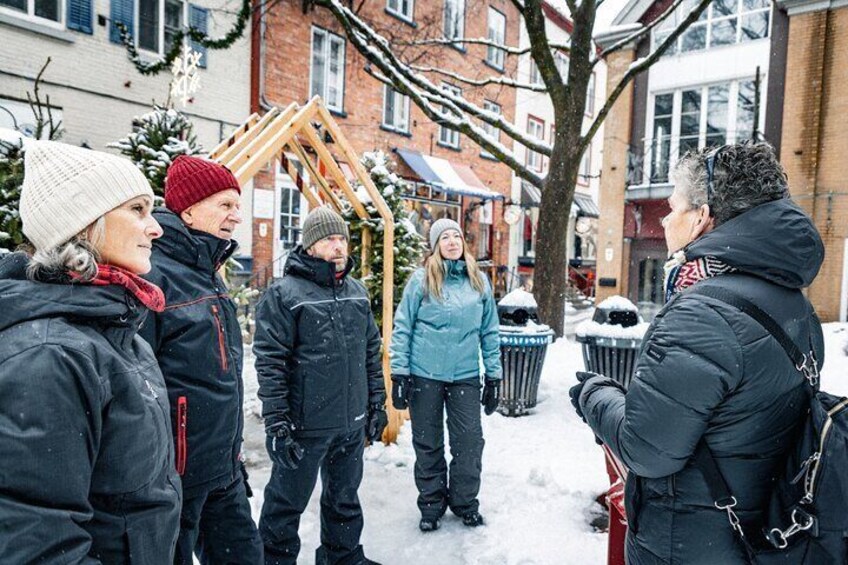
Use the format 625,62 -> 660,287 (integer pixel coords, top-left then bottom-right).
390,218 -> 502,533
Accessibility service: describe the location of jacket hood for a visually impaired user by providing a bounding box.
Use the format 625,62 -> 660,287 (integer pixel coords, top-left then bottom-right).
685,198 -> 824,289
0,252 -> 139,333
284,246 -> 354,287
152,208 -> 237,271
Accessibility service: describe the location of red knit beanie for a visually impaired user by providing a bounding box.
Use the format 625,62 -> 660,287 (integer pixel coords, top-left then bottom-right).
165,155 -> 241,213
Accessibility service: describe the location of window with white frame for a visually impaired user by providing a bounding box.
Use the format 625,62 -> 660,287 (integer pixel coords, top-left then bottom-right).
554,51 -> 569,82
653,0 -> 771,55
647,79 -> 759,183
526,116 -> 545,172
278,157 -> 304,249
479,100 -> 501,158
0,0 -> 63,24
486,7 -> 506,70
382,86 -> 410,133
438,83 -> 462,149
386,0 -> 413,21
311,27 -> 346,113
579,142 -> 591,183
585,73 -> 595,115
529,60 -> 543,85
443,0 -> 465,42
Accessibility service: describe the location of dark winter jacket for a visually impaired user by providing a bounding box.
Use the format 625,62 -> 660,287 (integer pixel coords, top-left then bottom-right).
254,247 -> 384,437
139,208 -> 244,498
580,199 -> 825,564
0,252 -> 181,564
391,261 -> 501,382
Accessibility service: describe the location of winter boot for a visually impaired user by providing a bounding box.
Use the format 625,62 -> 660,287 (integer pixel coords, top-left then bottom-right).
461,511 -> 485,527
419,517 -> 441,532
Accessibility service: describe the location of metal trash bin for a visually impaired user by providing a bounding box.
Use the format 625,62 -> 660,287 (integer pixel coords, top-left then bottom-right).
576,296 -> 648,390
496,290 -> 554,416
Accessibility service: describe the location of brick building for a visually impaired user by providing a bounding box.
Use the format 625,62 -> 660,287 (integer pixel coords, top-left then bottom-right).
594,0 -> 783,319
250,0 -> 522,290
777,0 -> 848,322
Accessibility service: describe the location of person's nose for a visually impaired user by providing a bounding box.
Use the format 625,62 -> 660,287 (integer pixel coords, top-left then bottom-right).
231,207 -> 243,224
147,216 -> 163,240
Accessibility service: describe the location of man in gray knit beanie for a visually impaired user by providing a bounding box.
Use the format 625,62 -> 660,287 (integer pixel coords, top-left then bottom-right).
301,205 -> 350,265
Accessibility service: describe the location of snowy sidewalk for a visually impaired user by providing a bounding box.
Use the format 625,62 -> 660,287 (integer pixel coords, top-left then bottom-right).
240,324 -> 848,565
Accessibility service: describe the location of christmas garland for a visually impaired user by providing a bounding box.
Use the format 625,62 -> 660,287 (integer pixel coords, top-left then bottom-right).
116,0 -> 250,76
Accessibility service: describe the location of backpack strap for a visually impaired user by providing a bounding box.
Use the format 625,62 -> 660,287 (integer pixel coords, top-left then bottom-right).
687,285 -> 820,387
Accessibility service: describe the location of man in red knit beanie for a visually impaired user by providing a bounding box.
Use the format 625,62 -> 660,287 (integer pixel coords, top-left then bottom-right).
140,155 -> 263,564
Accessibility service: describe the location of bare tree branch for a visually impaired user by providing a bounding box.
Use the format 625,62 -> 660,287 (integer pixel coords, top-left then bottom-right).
523,0 -> 567,107
410,65 -> 549,92
399,36 -> 570,56
593,0 -> 688,65
509,0 -> 526,14
580,0 -> 712,152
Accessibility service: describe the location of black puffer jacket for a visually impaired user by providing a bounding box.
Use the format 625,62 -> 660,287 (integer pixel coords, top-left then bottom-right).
0,252 -> 181,564
140,208 -> 244,497
581,199 -> 825,564
254,247 -> 384,437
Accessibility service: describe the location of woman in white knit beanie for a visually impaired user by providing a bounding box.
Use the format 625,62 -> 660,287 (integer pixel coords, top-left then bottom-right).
0,141 -> 181,563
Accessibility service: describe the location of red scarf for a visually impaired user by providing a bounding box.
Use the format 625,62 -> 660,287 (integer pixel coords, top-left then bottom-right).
73,265 -> 166,313
663,251 -> 736,303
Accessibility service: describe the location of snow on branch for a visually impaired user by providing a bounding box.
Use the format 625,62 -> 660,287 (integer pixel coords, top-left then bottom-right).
593,0 -> 688,66
400,36 -> 570,57
410,65 -> 548,92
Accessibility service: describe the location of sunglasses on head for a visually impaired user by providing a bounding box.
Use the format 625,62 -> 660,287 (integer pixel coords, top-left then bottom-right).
705,145 -> 728,205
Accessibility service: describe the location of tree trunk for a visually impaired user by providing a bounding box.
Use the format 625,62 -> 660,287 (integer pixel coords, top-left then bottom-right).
534,142 -> 580,337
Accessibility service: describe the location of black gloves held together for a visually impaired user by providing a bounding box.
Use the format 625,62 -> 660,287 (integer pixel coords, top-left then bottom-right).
366,403 -> 388,443
266,416 -> 304,471
481,377 -> 500,416
569,371 -> 600,423
391,374 -> 413,410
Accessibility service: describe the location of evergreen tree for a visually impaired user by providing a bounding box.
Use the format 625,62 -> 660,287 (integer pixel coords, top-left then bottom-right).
0,139 -> 25,251
343,151 -> 428,328
109,105 -> 202,196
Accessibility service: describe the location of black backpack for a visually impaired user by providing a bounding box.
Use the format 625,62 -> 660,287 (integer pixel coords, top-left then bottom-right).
689,286 -> 848,564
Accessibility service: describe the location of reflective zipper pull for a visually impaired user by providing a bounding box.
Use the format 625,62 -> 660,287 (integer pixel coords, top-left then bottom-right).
144,379 -> 159,399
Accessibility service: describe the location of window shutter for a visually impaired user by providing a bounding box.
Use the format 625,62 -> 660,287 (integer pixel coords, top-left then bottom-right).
109,0 -> 134,43
67,0 -> 93,33
189,4 -> 209,68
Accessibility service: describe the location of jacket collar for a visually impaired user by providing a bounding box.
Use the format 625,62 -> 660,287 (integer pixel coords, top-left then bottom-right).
284,246 -> 354,288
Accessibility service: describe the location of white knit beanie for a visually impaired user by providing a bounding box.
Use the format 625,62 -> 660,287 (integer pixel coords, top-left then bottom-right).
20,141 -> 154,250
429,218 -> 463,250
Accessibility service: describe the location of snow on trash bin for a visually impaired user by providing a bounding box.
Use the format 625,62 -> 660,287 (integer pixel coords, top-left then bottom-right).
496,290 -> 554,416
576,296 -> 649,389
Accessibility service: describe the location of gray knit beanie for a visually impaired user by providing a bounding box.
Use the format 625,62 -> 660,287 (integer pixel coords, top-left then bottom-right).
20,140 -> 154,250
301,206 -> 350,250
429,218 -> 463,250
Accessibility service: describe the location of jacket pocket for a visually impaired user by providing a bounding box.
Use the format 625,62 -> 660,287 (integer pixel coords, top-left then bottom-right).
211,304 -> 229,372
175,396 -> 187,476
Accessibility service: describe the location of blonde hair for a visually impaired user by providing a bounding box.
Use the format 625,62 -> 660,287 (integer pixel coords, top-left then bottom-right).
27,216 -> 106,282
424,237 -> 486,300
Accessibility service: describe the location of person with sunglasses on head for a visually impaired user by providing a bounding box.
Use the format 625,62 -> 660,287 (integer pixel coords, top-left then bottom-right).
569,143 -> 825,564
139,155 -> 263,564
0,141 -> 180,563
390,218 -> 502,533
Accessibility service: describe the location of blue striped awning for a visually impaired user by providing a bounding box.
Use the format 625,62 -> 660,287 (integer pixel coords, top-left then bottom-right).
396,148 -> 504,201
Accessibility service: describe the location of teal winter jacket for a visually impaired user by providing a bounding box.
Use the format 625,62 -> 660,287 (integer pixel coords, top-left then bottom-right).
391,260 -> 502,382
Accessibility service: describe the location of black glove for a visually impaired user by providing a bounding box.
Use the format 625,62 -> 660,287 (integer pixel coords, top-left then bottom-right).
569,371 -> 600,422
366,403 -> 388,443
391,375 -> 413,410
240,461 -> 253,498
481,377 -> 500,416
266,417 -> 304,471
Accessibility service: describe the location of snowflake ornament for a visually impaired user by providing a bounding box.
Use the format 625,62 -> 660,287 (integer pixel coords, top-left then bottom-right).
170,44 -> 202,107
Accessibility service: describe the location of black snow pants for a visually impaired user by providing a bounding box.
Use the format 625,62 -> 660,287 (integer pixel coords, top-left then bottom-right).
259,427 -> 366,565
173,473 -> 263,564
409,376 -> 484,520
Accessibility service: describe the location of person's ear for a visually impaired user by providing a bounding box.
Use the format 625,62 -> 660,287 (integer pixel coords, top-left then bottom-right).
691,203 -> 714,239
180,206 -> 194,226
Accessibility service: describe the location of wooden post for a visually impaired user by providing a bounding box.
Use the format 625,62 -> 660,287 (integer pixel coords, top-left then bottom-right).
208,112 -> 260,161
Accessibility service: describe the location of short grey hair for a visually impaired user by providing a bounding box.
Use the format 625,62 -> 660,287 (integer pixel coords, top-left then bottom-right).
27,216 -> 106,282
671,142 -> 790,226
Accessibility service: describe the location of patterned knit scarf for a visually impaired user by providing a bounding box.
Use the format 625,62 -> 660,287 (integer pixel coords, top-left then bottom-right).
72,264 -> 166,313
663,250 -> 737,303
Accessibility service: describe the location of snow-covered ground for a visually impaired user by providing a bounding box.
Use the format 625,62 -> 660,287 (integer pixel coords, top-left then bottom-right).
240,323 -> 848,565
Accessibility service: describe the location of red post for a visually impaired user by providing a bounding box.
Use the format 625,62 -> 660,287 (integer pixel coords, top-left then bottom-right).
603,446 -> 628,565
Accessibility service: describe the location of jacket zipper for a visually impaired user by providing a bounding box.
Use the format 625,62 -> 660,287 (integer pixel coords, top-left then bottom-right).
211,304 -> 229,372
333,282 -> 352,432
805,397 -> 848,502
176,396 -> 187,475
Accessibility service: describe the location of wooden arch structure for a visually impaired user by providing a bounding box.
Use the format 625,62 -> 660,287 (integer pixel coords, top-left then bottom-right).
209,96 -> 404,441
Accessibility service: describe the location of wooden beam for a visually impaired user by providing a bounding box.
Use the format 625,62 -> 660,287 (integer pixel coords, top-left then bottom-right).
300,125 -> 369,220
287,138 -> 345,213
281,155 -> 321,209
233,100 -> 320,184
216,106 -> 293,168
208,112 -> 260,160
